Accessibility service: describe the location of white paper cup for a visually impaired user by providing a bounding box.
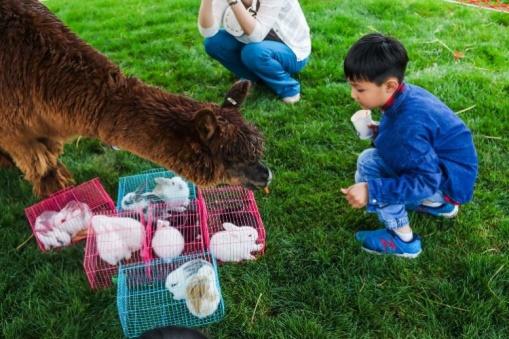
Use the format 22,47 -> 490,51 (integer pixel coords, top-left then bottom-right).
351,110 -> 374,140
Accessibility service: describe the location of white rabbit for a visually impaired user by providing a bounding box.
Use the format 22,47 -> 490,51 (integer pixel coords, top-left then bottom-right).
210,222 -> 262,262
34,201 -> 92,249
165,259 -> 220,318
120,216 -> 146,253
34,210 -> 73,249
36,228 -> 72,250
95,229 -> 131,266
91,215 -> 145,266
53,201 -> 92,237
151,220 -> 185,261
36,231 -> 59,249
152,176 -> 190,212
34,210 -> 58,233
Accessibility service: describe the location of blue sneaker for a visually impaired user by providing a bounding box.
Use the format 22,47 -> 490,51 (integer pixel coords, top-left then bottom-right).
413,203 -> 459,218
354,228 -> 422,258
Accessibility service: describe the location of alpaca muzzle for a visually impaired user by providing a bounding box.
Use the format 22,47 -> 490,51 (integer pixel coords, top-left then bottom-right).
241,162 -> 272,190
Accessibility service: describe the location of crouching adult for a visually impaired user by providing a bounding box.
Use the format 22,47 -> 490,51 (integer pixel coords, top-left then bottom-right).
198,0 -> 311,104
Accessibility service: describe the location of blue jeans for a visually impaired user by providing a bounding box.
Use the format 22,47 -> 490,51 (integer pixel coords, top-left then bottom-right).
204,30 -> 309,98
355,148 -> 446,230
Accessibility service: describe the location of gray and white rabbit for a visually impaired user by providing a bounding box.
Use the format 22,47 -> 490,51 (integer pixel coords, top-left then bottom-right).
165,259 -> 209,300
151,220 -> 185,261
210,222 -> 262,262
152,176 -> 190,212
165,259 -> 220,318
121,182 -> 162,212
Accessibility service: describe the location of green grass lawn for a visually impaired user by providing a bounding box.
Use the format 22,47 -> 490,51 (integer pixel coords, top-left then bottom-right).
1,0 -> 509,338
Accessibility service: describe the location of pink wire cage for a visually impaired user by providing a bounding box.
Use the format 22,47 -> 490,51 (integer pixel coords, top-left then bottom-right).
199,186 -> 266,263
452,0 -> 509,12
145,200 -> 207,263
24,178 -> 116,252
83,210 -> 149,289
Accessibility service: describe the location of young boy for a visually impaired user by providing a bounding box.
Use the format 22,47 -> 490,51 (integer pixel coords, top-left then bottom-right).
341,33 -> 478,258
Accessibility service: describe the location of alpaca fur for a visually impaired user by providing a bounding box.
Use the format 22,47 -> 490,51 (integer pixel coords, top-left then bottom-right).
0,0 -> 270,197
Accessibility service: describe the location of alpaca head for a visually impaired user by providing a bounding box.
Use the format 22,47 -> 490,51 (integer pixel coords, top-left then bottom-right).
189,80 -> 271,190
145,80 -> 271,190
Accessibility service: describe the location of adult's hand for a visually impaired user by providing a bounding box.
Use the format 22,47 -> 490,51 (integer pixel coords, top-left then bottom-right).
228,0 -> 256,35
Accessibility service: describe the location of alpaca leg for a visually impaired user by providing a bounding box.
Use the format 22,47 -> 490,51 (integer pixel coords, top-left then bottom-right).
5,138 -> 74,197
36,161 -> 75,197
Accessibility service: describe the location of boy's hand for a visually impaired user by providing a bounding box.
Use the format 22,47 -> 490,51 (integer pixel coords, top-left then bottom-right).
341,183 -> 368,208
368,121 -> 379,138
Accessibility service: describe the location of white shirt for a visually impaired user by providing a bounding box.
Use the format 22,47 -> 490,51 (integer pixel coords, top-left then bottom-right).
198,0 -> 311,61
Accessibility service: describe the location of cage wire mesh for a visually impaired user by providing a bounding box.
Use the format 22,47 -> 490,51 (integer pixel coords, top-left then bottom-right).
116,168 -> 197,213
146,200 -> 207,263
117,252 -> 225,338
84,210 -> 148,289
24,178 -> 115,251
199,186 -> 265,262
446,0 -> 509,12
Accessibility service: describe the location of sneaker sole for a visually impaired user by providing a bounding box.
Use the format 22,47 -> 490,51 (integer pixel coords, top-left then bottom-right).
439,205 -> 459,218
415,204 -> 459,218
282,94 -> 301,104
361,246 -> 422,259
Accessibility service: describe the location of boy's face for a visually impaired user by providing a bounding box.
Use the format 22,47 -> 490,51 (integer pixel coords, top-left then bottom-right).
348,79 -> 399,110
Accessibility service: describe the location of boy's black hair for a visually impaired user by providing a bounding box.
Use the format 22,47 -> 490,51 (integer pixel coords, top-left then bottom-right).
344,33 -> 409,85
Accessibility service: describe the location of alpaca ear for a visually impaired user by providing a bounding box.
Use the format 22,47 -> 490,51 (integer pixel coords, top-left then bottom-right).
194,108 -> 217,142
221,80 -> 251,108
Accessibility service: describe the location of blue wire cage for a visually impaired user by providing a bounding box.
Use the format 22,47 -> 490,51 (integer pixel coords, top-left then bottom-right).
117,252 -> 225,338
117,169 -> 197,211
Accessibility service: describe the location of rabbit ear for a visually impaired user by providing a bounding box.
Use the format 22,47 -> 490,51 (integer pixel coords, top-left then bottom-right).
154,177 -> 169,185
134,183 -> 146,195
156,220 -> 164,229
222,223 -> 238,232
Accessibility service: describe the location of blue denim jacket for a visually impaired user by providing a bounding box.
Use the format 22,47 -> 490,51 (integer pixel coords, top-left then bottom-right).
367,84 -> 478,209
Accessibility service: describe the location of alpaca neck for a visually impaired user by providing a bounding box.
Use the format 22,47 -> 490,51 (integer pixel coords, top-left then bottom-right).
89,79 -> 210,175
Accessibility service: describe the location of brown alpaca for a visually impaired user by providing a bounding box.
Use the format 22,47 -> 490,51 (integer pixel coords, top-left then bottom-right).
0,0 -> 271,197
